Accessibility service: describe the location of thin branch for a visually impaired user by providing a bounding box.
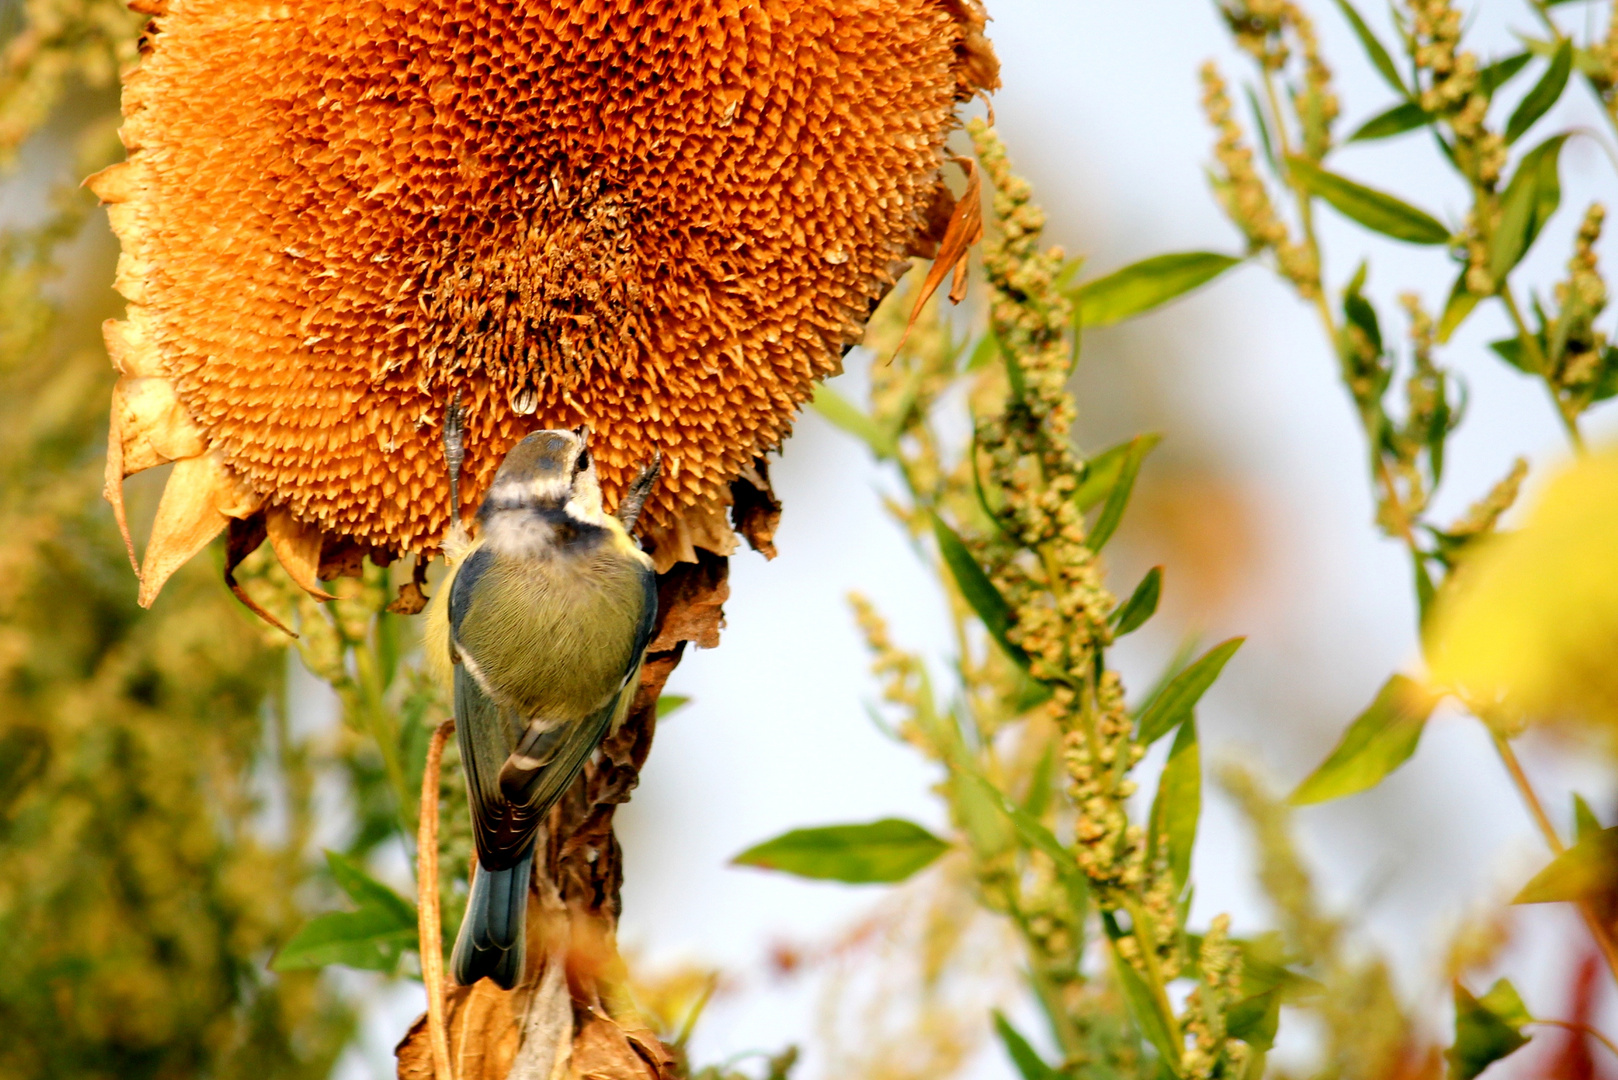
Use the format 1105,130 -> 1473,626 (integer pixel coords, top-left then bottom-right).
1489,731 -> 1618,989
418,719 -> 456,1080
1527,1019 -> 1618,1063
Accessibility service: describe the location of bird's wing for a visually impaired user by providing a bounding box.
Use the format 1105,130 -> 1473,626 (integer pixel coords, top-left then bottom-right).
453,662 -> 545,870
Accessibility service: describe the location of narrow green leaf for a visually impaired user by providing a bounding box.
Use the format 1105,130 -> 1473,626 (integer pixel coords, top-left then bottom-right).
1245,85 -> 1278,168
1111,943 -> 1180,1069
1480,53 -> 1532,98
811,383 -> 897,459
325,851 -> 416,926
1148,715 -> 1201,894
967,773 -> 1081,877
1136,638 -> 1244,745
1573,794 -> 1602,841
731,819 -> 950,884
1438,270 -> 1481,343
1505,39 -> 1572,143
271,909 -> 418,972
966,330 -> 1003,372
1349,101 -> 1431,142
992,1012 -> 1062,1080
1071,252 -> 1241,328
1287,157 -> 1450,244
1513,827 -> 1618,904
1088,434 -> 1156,551
1329,0 -> 1408,96
1488,134 -> 1568,284
1448,982 -> 1531,1080
1075,434 -> 1163,512
1290,675 -> 1438,805
931,513 -> 1032,670
657,695 -> 690,718
1113,566 -> 1164,636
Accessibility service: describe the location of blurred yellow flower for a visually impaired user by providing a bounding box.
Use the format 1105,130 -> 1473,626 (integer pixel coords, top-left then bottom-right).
1429,448 -> 1618,726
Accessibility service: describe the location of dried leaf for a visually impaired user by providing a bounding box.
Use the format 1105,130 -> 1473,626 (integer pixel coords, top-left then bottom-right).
112,375 -> 208,474
648,550 -> 728,651
224,515 -> 297,637
896,156 -> 982,354
729,461 -> 781,559
266,506 -> 336,601
139,452 -> 263,607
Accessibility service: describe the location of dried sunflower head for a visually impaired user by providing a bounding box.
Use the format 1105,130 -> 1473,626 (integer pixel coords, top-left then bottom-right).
92,0 -> 997,605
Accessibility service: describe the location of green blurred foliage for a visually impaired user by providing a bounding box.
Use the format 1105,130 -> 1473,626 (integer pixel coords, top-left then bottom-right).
0,0 -> 358,1074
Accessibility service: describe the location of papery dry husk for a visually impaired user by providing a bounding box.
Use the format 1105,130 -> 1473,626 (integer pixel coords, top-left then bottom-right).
93,0 -> 998,602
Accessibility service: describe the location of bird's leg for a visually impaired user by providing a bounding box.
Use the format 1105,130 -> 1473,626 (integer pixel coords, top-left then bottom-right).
442,390 -> 471,559
615,449 -> 661,533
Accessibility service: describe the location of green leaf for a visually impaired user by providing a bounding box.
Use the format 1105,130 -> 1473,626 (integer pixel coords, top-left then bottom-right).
271,908 -> 418,973
1148,715 -> 1201,894
1075,434 -> 1163,512
326,850 -> 416,925
1088,434 -> 1156,551
1438,271 -> 1481,343
1113,566 -> 1164,636
1573,794 -> 1602,841
1478,978 -> 1533,1029
1135,638 -> 1245,746
1448,982 -> 1531,1080
992,1012 -> 1062,1080
271,851 -> 417,973
1488,134 -> 1568,284
657,695 -> 690,718
812,383 -> 897,459
1489,337 -> 1535,375
1480,53 -> 1532,98
931,513 -> 1033,670
1513,826 -> 1618,904
967,774 -> 1081,877
1287,157 -> 1450,245
1348,101 -> 1432,142
731,819 -> 950,884
1227,988 -> 1282,1051
1290,675 -> 1438,805
1071,252 -> 1241,328
1110,941 -> 1180,1069
965,330 -> 1002,372
1329,0 -> 1408,96
1505,39 -> 1572,143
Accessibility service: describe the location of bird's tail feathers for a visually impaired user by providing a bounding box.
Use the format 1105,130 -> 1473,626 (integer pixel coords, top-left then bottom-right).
450,849 -> 533,990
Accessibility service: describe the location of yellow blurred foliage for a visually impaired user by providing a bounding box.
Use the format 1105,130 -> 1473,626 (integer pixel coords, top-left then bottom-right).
1429,448 -> 1618,728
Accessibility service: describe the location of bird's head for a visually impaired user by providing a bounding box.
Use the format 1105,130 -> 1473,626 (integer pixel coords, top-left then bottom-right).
480,426 -> 604,522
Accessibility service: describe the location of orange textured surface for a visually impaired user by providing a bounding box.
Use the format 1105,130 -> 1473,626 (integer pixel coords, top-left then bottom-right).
103,0 -> 994,556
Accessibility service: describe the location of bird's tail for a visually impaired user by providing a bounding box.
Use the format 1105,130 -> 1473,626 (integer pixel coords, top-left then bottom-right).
450,849 -> 533,990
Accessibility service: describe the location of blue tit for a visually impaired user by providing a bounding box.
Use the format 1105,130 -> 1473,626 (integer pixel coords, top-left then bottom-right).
426,403 -> 659,990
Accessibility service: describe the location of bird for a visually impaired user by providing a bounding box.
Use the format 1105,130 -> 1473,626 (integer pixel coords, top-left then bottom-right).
426,397 -> 659,989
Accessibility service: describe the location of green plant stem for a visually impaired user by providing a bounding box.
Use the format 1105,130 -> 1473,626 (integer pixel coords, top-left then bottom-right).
1498,284 -> 1587,452
1120,896 -> 1185,1054
353,640 -> 412,833
1526,1020 -> 1618,1062
1489,731 -> 1618,988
